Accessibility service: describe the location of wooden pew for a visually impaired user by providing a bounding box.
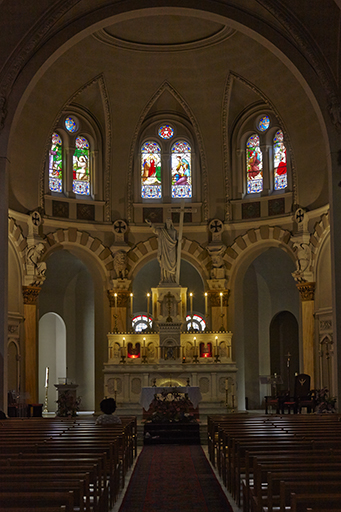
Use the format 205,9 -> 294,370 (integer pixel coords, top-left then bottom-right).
290,492 -> 341,512
0,491 -> 74,512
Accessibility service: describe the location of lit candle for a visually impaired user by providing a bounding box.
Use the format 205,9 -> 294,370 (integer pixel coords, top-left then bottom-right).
205,292 -> 208,317
215,336 -> 218,357
193,336 -> 196,347
147,293 -> 150,318
130,293 -> 133,315
45,367 -> 49,388
143,337 -> 146,348
114,292 -> 118,312
190,293 -> 193,316
220,292 -> 223,316
123,337 -> 125,348
225,377 -> 228,391
114,378 -> 117,392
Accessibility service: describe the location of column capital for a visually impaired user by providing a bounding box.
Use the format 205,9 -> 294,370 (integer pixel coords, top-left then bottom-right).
296,282 -> 316,301
207,289 -> 230,307
22,285 -> 42,305
107,289 -> 130,308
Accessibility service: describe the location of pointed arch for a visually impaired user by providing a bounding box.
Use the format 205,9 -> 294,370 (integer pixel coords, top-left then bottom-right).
127,80 -> 208,221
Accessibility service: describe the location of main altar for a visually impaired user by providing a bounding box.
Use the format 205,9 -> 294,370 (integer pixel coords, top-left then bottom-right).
103,215 -> 238,420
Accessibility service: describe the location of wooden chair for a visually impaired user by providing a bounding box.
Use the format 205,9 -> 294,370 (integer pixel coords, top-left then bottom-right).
295,374 -> 315,413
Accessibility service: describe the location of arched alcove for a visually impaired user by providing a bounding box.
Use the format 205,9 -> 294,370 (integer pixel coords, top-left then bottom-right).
39,312 -> 66,408
132,258 -> 205,319
234,246 -> 298,410
39,250 -> 95,411
270,311 -> 299,394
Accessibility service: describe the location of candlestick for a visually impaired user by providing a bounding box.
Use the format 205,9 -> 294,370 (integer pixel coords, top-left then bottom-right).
205,292 -> 208,318
45,366 -> 49,388
130,293 -> 133,315
147,293 -> 150,318
220,292 -> 223,315
114,293 -> 118,317
143,337 -> 146,348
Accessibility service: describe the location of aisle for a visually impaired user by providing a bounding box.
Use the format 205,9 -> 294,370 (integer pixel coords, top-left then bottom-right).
118,444 -> 235,512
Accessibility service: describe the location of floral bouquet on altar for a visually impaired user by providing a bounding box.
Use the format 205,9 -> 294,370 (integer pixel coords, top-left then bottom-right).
314,387 -> 337,413
144,390 -> 198,424
56,390 -> 81,417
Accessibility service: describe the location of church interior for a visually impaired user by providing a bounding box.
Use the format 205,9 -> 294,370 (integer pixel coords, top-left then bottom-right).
1,1 -> 341,510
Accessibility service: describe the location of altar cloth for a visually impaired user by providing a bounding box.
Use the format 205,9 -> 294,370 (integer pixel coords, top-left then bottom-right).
139,386 -> 202,410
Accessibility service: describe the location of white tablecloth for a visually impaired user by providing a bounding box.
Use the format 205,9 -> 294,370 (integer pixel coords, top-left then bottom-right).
139,386 -> 202,410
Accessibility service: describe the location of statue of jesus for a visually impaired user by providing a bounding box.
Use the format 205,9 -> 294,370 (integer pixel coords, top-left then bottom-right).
146,218 -> 178,284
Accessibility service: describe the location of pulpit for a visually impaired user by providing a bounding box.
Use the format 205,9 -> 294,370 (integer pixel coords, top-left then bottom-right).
54,383 -> 79,402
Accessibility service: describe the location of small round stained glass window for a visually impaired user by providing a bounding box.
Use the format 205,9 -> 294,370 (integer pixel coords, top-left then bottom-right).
158,124 -> 174,139
65,116 -> 78,133
257,115 -> 270,132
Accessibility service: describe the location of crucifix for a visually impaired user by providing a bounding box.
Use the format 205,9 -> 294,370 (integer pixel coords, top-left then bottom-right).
169,199 -> 197,284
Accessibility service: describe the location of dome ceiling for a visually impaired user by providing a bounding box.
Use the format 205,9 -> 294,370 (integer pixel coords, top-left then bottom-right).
94,15 -> 235,50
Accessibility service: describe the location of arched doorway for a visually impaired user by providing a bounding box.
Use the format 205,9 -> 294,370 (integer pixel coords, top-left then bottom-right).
270,311 -> 299,395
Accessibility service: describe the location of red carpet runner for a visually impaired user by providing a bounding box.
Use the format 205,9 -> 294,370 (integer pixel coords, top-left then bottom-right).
119,445 -> 234,512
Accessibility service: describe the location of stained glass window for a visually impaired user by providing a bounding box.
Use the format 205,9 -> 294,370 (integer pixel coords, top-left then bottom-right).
65,116 -> 77,133
258,115 -> 270,132
141,141 -> 162,199
49,133 -> 63,193
246,134 -> 263,193
73,136 -> 90,195
186,314 -> 206,332
273,130 -> 287,190
171,141 -> 192,198
158,124 -> 174,139
132,315 -> 153,332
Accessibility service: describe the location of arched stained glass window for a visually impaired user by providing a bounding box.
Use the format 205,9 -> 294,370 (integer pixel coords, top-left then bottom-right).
273,130 -> 287,190
171,140 -> 192,198
49,133 -> 63,193
246,134 -> 263,193
73,136 -> 90,195
141,141 -> 162,199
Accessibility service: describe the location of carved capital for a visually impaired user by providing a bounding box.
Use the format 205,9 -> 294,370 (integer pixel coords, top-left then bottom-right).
107,289 -> 130,308
207,289 -> 230,307
296,282 -> 316,301
22,285 -> 42,305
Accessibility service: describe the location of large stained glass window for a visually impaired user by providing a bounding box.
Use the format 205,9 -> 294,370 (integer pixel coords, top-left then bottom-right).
141,141 -> 162,199
73,136 -> 90,195
273,130 -> 287,190
49,132 -> 63,193
246,134 -> 263,193
171,140 -> 192,198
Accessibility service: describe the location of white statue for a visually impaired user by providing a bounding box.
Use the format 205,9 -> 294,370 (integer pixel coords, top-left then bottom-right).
26,242 -> 46,279
292,242 -> 311,282
146,218 -> 178,283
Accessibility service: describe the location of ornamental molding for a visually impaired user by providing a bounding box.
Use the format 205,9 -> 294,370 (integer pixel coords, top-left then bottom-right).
256,0 -> 341,130
126,80 -> 209,222
296,282 -> 316,301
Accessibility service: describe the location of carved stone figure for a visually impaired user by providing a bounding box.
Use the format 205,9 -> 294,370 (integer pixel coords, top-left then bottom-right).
146,218 -> 178,283
292,242 -> 311,282
26,242 -> 46,279
208,245 -> 226,279
113,251 -> 127,279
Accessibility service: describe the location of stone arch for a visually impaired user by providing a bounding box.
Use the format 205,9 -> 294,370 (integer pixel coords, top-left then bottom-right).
8,216 -> 27,272
126,236 -> 211,282
225,225 -> 295,282
44,228 -> 114,285
309,210 -> 330,277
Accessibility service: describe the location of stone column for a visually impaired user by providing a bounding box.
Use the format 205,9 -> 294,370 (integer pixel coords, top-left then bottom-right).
296,282 -> 316,388
0,156 -> 8,411
22,285 -> 41,404
207,289 -> 230,331
107,289 -> 130,332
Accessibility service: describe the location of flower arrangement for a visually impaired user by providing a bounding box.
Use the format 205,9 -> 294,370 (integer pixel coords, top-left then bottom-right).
56,390 -> 81,417
314,387 -> 337,413
144,390 -> 197,424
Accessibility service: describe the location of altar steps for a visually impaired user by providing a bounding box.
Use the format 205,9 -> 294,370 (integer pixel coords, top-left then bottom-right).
143,422 -> 201,445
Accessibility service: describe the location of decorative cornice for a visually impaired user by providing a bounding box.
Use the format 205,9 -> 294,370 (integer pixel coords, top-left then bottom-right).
22,285 -> 42,305
296,282 -> 316,301
127,80 -> 209,222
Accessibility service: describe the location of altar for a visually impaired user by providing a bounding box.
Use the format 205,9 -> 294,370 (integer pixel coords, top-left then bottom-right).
139,386 -> 202,410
